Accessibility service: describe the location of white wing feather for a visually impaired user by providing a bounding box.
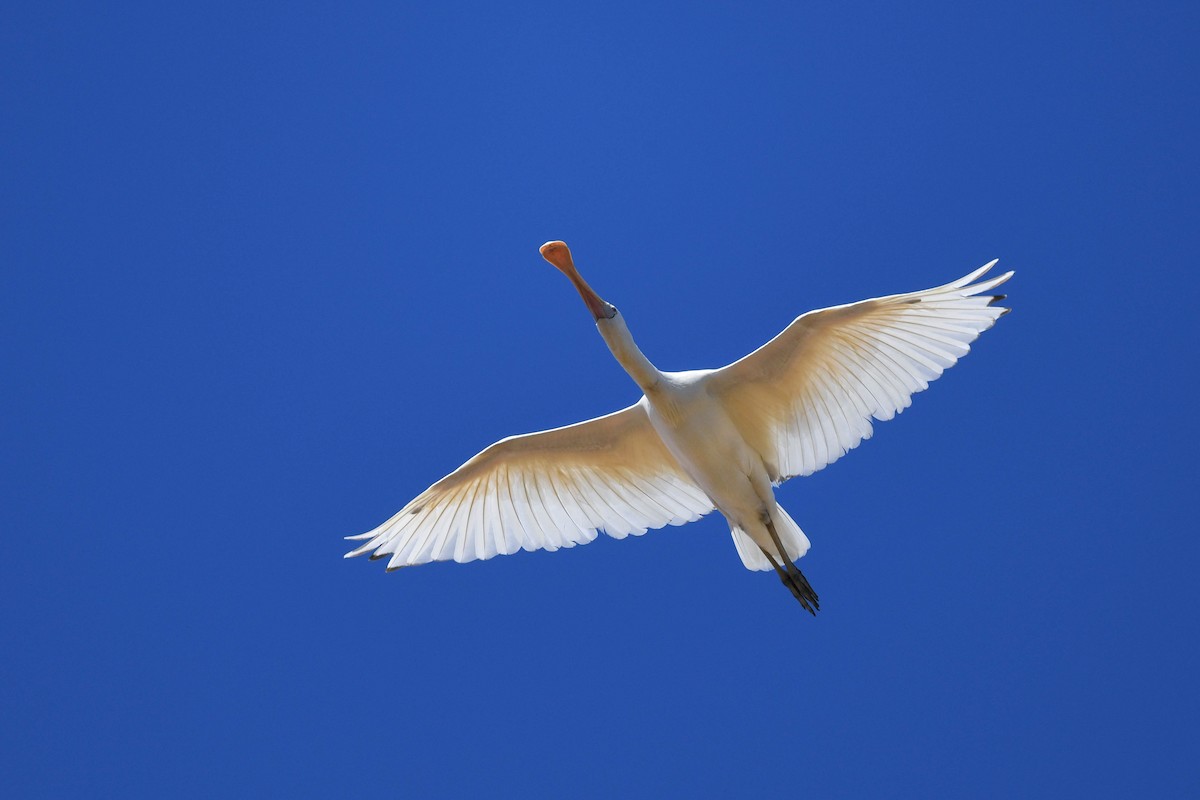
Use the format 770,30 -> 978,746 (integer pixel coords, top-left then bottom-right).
345,401 -> 714,569
708,261 -> 1013,483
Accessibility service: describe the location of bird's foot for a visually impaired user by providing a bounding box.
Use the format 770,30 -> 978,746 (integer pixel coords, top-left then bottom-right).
779,563 -> 820,616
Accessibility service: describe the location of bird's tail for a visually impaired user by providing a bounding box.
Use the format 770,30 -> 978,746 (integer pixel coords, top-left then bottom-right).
730,504 -> 811,571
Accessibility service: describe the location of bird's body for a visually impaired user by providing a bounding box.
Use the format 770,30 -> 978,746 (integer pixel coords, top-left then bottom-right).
637,371 -> 787,565
347,242 -> 1012,613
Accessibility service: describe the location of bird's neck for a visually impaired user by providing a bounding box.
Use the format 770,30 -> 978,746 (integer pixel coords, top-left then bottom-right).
597,313 -> 661,392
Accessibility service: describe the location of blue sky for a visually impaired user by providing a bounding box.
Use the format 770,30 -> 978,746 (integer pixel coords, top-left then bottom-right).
3,1 -> 1198,796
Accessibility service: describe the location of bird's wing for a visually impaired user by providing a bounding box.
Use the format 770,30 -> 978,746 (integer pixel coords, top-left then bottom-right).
707,261 -> 1013,483
345,401 -> 714,569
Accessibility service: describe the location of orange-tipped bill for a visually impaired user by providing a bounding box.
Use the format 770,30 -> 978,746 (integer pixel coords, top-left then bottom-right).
540,240 -> 615,320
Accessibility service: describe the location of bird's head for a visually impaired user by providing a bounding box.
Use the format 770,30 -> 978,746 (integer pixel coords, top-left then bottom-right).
540,240 -> 617,321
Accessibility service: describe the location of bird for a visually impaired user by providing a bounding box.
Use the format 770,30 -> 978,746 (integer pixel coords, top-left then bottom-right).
345,241 -> 1012,614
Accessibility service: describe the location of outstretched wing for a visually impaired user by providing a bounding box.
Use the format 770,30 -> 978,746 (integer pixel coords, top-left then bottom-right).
708,261 -> 1013,483
345,401 -> 714,570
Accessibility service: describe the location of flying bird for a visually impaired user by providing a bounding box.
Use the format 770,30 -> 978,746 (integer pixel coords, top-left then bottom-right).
346,241 -> 1012,613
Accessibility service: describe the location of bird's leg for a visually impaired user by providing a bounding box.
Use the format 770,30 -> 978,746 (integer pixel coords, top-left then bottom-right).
757,543 -> 818,616
756,544 -> 795,600
760,511 -> 820,615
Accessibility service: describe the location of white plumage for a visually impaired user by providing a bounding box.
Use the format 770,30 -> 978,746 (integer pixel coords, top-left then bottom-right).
346,242 -> 1012,613
345,402 -> 713,566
